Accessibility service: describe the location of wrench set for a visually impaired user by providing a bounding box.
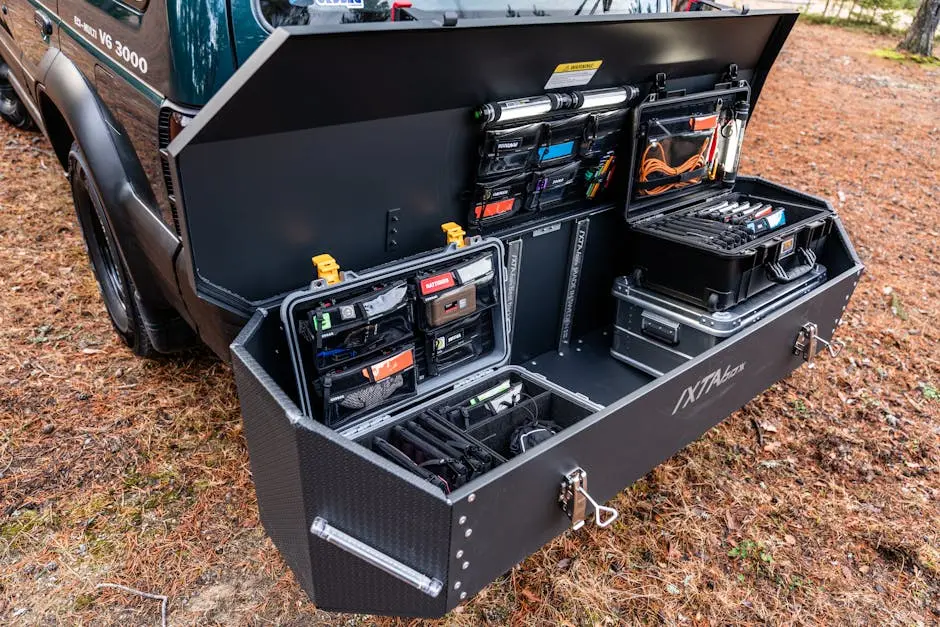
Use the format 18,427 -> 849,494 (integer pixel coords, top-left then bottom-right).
640,198 -> 787,252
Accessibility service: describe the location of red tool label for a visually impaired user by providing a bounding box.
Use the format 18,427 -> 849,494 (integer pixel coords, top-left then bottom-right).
474,198 -> 516,220
690,114 -> 718,131
419,272 -> 456,295
364,348 -> 414,382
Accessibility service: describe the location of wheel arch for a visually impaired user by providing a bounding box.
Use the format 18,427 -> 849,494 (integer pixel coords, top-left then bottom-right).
39,54 -> 197,352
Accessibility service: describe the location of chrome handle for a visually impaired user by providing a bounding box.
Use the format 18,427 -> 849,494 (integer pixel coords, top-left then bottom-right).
577,485 -> 619,528
310,517 -> 443,598
33,10 -> 52,37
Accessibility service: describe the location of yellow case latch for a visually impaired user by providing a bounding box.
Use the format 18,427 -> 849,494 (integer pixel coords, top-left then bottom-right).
312,253 -> 341,285
441,222 -> 466,249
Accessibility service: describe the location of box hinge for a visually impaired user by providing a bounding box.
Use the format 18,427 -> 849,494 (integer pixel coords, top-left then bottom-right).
652,72 -> 686,100
726,63 -> 739,83
452,368 -> 499,390
558,467 -> 619,531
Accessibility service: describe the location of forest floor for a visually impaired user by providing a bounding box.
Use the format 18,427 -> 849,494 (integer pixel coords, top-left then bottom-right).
1,21 -> 939,627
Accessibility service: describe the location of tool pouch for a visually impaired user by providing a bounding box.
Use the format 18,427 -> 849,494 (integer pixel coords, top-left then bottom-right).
580,108 -> 628,158
470,174 -> 528,226
315,345 -> 418,428
478,122 -> 544,177
525,161 -> 581,212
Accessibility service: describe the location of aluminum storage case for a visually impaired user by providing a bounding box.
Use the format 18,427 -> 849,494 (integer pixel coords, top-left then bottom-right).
166,11 -> 864,617
611,264 -> 828,376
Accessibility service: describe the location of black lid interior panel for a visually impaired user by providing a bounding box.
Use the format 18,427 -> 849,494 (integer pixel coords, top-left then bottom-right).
169,11 -> 798,311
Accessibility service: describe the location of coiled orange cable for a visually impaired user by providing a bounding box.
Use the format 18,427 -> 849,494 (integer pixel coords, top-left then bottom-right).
638,136 -> 710,196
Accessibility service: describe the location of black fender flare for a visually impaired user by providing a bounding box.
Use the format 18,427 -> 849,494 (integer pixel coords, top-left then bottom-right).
39,54 -> 188,327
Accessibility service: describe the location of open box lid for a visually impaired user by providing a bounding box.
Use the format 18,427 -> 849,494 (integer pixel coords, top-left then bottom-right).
167,10 -> 798,316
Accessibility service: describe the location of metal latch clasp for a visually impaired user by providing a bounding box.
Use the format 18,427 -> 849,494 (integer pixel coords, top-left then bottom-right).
559,468 -> 619,530
794,322 -> 843,363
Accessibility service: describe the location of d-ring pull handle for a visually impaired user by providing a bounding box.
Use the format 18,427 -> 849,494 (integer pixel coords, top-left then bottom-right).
816,335 -> 843,358
577,485 -> 619,528
559,467 -> 620,530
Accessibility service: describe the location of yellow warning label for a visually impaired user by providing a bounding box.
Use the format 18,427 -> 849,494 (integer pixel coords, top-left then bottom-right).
553,60 -> 603,73
545,60 -> 604,89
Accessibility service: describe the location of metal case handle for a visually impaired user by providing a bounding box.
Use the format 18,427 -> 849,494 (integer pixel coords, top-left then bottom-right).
311,517 -> 444,598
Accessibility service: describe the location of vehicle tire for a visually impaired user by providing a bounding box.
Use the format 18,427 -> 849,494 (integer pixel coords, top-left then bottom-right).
69,142 -> 155,357
0,61 -> 37,130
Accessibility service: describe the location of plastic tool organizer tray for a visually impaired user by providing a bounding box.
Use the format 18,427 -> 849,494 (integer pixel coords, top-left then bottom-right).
624,79 -> 834,312
469,91 -> 629,230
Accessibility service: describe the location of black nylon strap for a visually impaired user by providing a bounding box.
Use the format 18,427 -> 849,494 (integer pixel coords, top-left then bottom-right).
636,167 -> 707,191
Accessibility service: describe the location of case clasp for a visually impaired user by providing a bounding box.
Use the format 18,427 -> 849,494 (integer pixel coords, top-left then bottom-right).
441,222 -> 467,249
312,254 -> 341,285
559,467 -> 619,530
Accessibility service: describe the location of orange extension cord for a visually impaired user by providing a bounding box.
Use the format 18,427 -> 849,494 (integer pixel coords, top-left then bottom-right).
638,136 -> 711,196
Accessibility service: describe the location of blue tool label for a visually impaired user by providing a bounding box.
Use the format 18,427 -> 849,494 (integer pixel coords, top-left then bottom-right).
316,0 -> 364,6
540,141 -> 575,161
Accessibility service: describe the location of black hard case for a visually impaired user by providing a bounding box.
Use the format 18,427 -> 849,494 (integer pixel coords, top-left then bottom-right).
625,90 -> 834,312
168,11 -> 863,618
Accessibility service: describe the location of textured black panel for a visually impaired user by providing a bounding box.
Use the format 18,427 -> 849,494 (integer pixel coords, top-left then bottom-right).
232,313 -> 317,598
232,311 -> 452,617
450,264 -> 863,603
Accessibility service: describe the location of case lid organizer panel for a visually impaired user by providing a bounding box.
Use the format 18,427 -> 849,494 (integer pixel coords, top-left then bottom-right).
282,240 -> 508,431
471,86 -> 639,229
628,81 -> 751,208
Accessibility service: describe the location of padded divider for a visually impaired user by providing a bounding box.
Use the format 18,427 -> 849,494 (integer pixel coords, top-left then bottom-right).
467,391 -> 591,458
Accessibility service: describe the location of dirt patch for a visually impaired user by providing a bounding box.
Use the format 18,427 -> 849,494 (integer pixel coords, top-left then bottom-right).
1,21 -> 939,626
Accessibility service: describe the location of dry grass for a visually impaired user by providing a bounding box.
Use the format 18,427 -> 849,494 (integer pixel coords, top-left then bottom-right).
1,21 -> 939,626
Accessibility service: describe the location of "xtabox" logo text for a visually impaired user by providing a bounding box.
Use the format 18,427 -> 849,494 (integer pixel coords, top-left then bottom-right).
672,362 -> 747,415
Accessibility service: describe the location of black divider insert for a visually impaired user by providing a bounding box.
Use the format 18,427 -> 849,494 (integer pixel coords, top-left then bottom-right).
467,391 -> 589,458
354,372 -> 595,492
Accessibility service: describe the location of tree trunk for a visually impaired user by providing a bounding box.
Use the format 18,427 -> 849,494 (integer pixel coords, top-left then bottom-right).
898,0 -> 940,57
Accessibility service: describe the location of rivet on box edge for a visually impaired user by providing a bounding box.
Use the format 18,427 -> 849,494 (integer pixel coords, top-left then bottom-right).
460,592 -> 467,600
468,494 -> 476,503
456,550 -> 464,559
459,516 -> 467,525
462,561 -> 470,570
454,581 -> 461,590
465,528 -> 472,538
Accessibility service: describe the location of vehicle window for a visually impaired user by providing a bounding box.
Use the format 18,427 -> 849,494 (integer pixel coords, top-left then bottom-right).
258,0 -> 672,28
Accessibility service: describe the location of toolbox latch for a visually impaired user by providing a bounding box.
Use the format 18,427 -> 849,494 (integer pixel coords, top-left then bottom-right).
654,73 -> 667,99
794,322 -> 843,363
312,254 -> 342,285
559,467 -> 619,530
441,222 -> 467,249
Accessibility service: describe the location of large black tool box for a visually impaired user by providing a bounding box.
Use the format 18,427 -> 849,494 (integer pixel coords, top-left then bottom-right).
166,10 -> 863,618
